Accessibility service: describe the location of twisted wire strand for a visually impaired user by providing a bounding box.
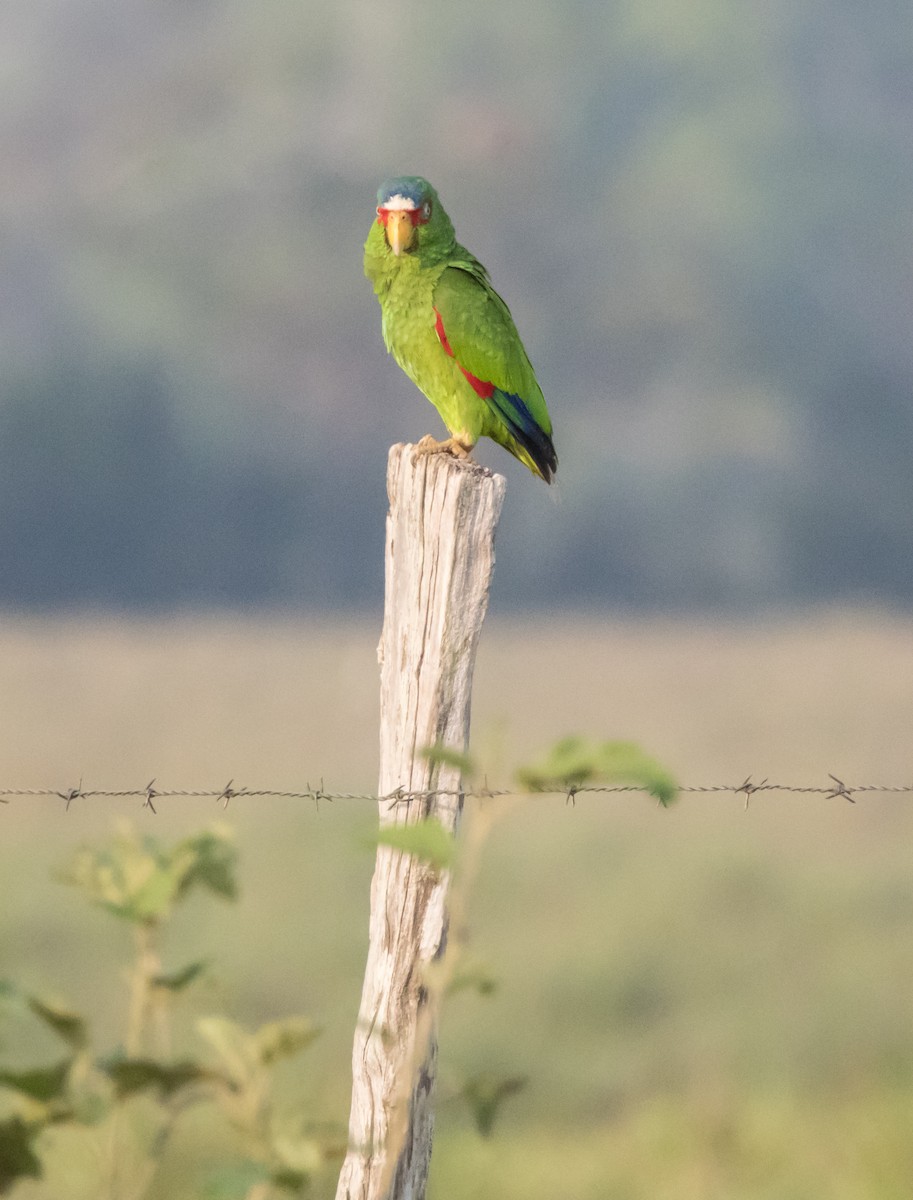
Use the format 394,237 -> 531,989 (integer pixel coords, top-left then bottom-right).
1,776 -> 911,809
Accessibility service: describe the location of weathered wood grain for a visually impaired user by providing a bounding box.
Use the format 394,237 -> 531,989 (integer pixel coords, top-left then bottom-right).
335,444 -> 506,1200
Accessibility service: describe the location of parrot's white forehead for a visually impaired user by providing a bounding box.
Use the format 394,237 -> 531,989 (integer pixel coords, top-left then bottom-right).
381,193 -> 418,211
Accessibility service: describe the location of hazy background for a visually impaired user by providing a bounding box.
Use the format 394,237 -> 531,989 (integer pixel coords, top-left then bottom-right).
3,0 -> 912,614
3,4 -> 913,1197
3,614 -> 913,1200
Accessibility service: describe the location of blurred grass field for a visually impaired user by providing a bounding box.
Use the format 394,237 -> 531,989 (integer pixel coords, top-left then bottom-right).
1,610 -> 913,1199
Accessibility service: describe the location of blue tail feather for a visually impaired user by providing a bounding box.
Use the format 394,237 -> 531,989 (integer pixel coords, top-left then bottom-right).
491,389 -> 558,482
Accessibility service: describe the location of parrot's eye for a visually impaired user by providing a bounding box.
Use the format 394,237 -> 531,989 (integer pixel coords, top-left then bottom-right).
421,201 -> 432,220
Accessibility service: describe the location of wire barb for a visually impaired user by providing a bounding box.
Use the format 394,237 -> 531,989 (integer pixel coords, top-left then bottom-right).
57,780 -> 84,811
143,779 -> 159,814
217,780 -> 239,808
384,785 -> 409,811
307,779 -> 332,811
825,774 -> 855,803
735,776 -> 769,810
0,776 -> 911,809
476,775 -> 496,802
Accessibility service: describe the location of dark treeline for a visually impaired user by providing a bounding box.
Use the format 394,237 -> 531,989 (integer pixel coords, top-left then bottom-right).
2,0 -> 911,611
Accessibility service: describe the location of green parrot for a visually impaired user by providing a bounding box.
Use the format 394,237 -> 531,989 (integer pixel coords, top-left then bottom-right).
364,176 -> 557,483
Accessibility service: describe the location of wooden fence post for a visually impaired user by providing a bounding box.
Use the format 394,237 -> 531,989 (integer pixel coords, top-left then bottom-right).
335,443 -> 506,1200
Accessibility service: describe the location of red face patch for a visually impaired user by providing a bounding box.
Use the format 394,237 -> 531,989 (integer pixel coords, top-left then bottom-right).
376,205 -> 431,227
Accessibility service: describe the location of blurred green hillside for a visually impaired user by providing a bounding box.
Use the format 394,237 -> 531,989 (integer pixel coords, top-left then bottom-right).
2,0 -> 912,609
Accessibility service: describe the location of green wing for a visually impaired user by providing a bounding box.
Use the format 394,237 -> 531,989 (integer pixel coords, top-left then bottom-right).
432,263 -> 554,442
432,262 -> 556,480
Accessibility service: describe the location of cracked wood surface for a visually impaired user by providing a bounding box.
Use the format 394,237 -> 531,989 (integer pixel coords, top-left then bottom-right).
335,444 -> 506,1200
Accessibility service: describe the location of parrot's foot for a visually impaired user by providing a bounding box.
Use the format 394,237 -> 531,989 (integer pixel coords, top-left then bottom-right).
414,435 -> 475,461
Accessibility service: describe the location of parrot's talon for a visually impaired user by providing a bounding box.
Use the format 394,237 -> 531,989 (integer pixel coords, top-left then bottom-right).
414,435 -> 474,462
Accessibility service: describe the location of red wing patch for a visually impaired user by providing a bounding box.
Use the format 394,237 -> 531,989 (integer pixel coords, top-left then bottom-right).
433,308 -> 495,400
433,309 -> 453,355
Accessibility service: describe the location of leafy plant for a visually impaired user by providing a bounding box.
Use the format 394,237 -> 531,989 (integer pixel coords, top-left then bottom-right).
375,819 -> 458,871
459,1072 -> 527,1138
518,736 -> 678,806
0,825 -> 337,1199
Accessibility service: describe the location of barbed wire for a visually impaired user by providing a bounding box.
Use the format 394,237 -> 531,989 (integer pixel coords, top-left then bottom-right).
1,775 -> 912,813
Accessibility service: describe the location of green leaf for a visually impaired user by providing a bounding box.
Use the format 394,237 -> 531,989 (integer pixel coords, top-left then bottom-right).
100,1055 -> 214,1100
517,736 -> 678,806
0,1117 -> 42,1191
26,997 -> 88,1050
271,1167 -> 309,1192
272,1130 -> 323,1175
203,1161 -> 271,1200
446,965 -> 498,998
461,1072 -> 527,1138
197,1017 -> 259,1087
0,1060 -> 71,1103
152,960 -> 208,992
59,830 -> 185,922
176,828 -> 238,902
420,743 -> 476,779
255,1017 -> 321,1067
67,1090 -> 111,1127
376,819 -> 456,870
59,824 -> 238,925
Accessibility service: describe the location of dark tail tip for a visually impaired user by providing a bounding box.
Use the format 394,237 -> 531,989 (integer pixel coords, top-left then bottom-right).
493,389 -> 557,482
527,428 -> 558,483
